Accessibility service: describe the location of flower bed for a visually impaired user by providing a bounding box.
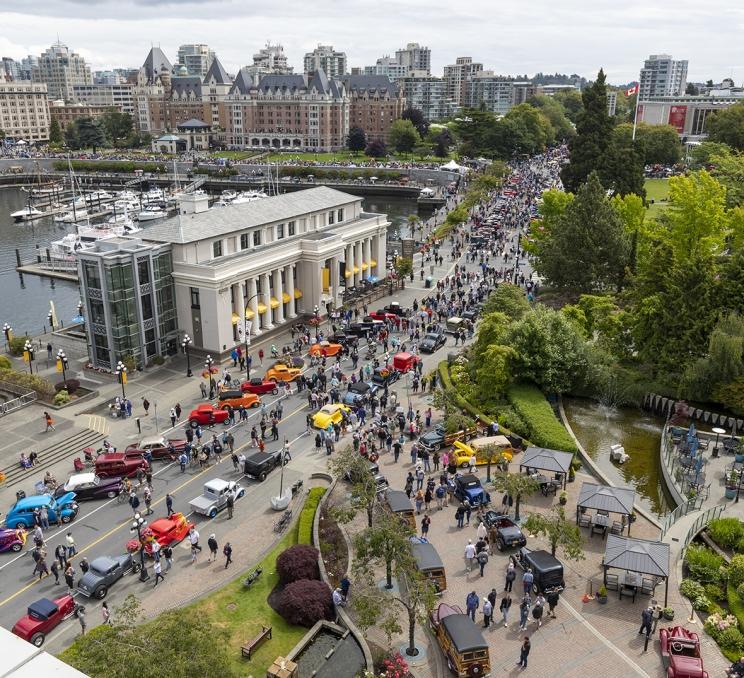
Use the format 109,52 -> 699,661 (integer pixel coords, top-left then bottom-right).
317,504 -> 348,589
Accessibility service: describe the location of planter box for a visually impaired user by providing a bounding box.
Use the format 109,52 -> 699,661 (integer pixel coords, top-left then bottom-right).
597,595 -> 608,605
726,487 -> 737,499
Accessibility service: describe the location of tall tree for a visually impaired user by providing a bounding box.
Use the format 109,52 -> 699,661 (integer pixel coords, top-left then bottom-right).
347,126 -> 366,152
365,139 -> 387,157
67,117 -> 107,152
613,122 -> 682,166
553,89 -> 583,123
328,446 -> 382,527
523,506 -> 585,560
401,107 -> 429,137
389,119 -> 420,153
503,103 -> 554,154
527,94 -> 574,140
599,131 -> 646,197
353,511 -> 414,590
100,109 -> 133,148
48,118 -> 63,144
706,102 -> 744,151
491,471 -> 540,522
561,69 -> 614,193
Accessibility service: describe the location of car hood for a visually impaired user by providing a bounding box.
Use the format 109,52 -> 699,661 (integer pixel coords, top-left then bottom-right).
420,431 -> 442,444
77,571 -> 103,591
55,492 -> 77,507
497,525 -> 524,541
669,656 -> 704,676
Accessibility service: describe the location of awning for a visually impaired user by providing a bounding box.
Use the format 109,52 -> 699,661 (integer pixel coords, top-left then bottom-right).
244,307 -> 255,319
344,270 -> 352,278
361,262 -> 368,270
270,297 -> 279,309
231,312 -> 239,325
294,288 -> 303,299
257,302 -> 268,313
353,266 -> 360,274
282,292 -> 290,303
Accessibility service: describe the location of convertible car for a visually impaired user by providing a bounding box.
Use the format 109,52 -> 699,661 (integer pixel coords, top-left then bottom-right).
660,625 -> 708,678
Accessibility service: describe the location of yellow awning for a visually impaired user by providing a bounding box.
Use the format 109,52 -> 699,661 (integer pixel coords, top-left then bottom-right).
294,288 -> 303,299
282,292 -> 290,303
231,312 -> 239,325
344,270 -> 352,278
270,297 -> 279,309
361,261 -> 368,270
353,266 -> 360,274
257,302 -> 268,313
370,259 -> 377,266
245,308 -> 255,319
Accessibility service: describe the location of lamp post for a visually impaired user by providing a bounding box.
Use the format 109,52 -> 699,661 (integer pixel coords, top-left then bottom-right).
130,512 -> 150,581
2,323 -> 11,350
313,305 -> 320,340
47,310 -> 54,333
116,361 -> 127,400
242,293 -> 263,380
23,339 -> 34,374
57,349 -> 68,382
181,334 -> 192,377
205,355 -> 215,396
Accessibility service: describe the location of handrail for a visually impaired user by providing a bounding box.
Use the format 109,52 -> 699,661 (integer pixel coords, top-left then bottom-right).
0,380 -> 37,417
680,503 -> 727,558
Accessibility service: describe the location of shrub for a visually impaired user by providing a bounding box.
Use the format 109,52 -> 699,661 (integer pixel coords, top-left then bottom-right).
0,369 -> 55,398
705,582 -> 725,602
718,626 -> 744,654
685,544 -> 726,585
53,389 -> 70,406
298,487 -> 325,545
483,284 -> 531,321
0,355 -> 11,370
506,384 -> 577,452
276,545 -> 320,585
497,406 -> 528,437
729,555 -> 744,589
729,583 -> 744,633
680,578 -> 709,609
704,611 -> 739,640
737,582 -> 744,601
55,379 -> 80,395
708,518 -> 744,550
8,336 -> 28,356
276,579 -> 333,627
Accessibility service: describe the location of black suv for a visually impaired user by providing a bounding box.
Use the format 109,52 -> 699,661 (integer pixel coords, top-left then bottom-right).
515,547 -> 565,593
243,450 -> 287,481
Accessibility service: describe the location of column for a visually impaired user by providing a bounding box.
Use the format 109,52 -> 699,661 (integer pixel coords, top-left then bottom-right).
261,272 -> 273,330
249,277 -> 260,336
330,257 -> 340,308
371,235 -> 380,277
345,244 -> 353,288
274,268 -> 285,325
286,264 -> 296,318
363,238 -> 372,281
376,230 -> 387,278
355,242 -> 363,287
235,281 -> 245,341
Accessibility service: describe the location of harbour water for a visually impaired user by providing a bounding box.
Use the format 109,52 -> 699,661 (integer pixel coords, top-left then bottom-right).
0,186 -> 419,337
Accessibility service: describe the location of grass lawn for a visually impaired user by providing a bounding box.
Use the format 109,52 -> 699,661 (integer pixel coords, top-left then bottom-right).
265,151 -> 455,164
645,177 -> 670,219
213,150 -> 259,160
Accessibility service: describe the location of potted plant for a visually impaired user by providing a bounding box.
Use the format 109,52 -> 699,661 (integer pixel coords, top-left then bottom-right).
725,470 -> 739,499
596,586 -> 608,604
662,607 -> 675,621
559,491 -> 568,506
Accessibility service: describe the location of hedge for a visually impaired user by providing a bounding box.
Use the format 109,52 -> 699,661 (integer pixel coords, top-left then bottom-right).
0,369 -> 55,399
298,486 -> 326,545
507,383 -> 578,452
278,166 -> 403,182
728,583 -> 744,637
52,160 -> 167,174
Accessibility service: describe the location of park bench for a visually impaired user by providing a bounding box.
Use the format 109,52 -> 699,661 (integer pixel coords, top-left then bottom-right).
242,625 -> 272,659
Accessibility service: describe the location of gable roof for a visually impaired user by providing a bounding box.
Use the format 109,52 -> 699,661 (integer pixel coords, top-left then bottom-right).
577,482 -> 636,516
141,47 -> 172,84
343,74 -> 399,97
229,68 -> 254,95
177,118 -> 210,129
203,56 -> 231,85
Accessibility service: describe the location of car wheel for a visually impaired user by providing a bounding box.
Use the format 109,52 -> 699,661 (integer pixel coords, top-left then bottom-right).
106,490 -> 117,499
460,461 -> 469,468
61,515 -> 72,524
237,490 -> 245,499
190,420 -> 198,428
95,586 -> 107,600
272,388 -> 278,395
31,633 -> 44,647
258,472 -> 267,482
13,521 -> 26,530
11,542 -> 22,552
209,508 -> 218,519
251,402 -> 260,408
533,583 -> 539,594
132,562 -> 141,573
496,539 -> 505,552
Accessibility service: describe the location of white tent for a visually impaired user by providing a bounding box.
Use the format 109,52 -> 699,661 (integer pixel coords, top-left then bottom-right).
440,160 -> 461,171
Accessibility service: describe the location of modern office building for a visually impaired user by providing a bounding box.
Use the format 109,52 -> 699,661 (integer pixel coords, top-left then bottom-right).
304,45 -> 347,78
395,43 -> 431,76
443,57 -> 483,106
400,75 -> 457,121
33,42 -> 92,102
637,93 -> 744,140
139,187 -> 388,355
639,54 -> 688,100
466,72 -> 514,115
343,75 -> 406,143
177,44 -> 215,77
0,81 -> 50,141
2,57 -> 22,81
72,83 -> 135,115
511,81 -> 543,106
77,237 -> 179,370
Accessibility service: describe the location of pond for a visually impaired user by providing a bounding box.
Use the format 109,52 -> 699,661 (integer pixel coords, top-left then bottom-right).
563,397 -> 671,517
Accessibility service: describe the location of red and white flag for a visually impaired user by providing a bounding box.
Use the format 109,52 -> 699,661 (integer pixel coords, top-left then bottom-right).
625,84 -> 639,96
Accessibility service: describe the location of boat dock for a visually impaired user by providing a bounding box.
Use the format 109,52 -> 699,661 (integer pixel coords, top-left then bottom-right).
14,248 -> 79,282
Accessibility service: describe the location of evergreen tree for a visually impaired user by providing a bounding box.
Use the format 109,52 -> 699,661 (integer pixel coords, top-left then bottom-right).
560,69 -> 614,193
48,118 -> 63,144
346,126 -> 366,152
600,132 -> 646,198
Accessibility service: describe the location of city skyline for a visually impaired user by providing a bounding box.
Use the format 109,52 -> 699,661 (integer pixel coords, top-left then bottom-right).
1,0 -> 743,84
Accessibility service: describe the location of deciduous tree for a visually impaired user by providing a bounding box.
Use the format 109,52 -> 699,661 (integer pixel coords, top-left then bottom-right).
365,138 -> 387,157
523,506 -> 585,560
491,471 -> 540,522
354,511 -> 413,590
706,101 -> 744,151
328,446 -> 382,527
389,119 -> 420,153
100,109 -> 133,148
401,107 -> 429,137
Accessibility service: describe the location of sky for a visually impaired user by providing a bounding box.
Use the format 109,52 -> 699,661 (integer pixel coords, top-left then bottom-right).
1,0 -> 743,84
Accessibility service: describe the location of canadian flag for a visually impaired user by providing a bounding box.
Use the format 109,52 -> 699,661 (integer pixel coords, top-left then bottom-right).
625,84 -> 639,96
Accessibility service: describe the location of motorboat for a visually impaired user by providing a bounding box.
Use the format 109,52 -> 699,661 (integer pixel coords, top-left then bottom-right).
136,206 -> 167,222
232,190 -> 268,204
10,205 -> 43,221
50,233 -> 96,257
85,190 -> 113,203
54,209 -> 88,224
117,190 -> 137,201
220,190 -> 238,203
142,188 -> 164,202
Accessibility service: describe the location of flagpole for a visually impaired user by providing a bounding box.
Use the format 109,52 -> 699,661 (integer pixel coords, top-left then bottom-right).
631,84 -> 641,142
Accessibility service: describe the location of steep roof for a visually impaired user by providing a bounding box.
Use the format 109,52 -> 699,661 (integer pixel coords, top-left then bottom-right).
141,47 -> 172,84
577,482 -> 636,516
177,118 -> 210,129
203,56 -> 231,85
343,74 -> 399,97
170,76 -> 202,99
257,73 -> 309,93
229,68 -> 254,95
253,69 -> 343,97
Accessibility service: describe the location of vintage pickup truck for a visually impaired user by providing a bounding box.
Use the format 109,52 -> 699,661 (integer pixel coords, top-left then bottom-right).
189,479 -> 245,518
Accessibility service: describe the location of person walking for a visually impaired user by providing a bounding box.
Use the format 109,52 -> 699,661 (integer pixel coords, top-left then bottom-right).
223,542 -> 233,568
465,591 -> 479,622
505,561 -> 516,592
226,492 -> 234,519
189,528 -> 202,552
482,596 -> 493,628
50,560 -> 60,584
102,602 -> 111,625
40,505 -> 49,530
414,489 -> 424,514
518,594 -> 531,631
464,539 -> 476,572
517,636 -> 531,669
165,493 -> 174,517
143,485 -> 153,516
44,412 -> 55,432
421,514 -> 431,539
163,544 -> 173,572
546,588 -> 560,619
207,534 -> 218,562
66,532 -> 77,558
153,559 -> 166,586
477,548 -> 489,577
522,568 -> 534,595
76,605 -> 87,635
55,543 -> 68,569
639,605 -> 654,636
64,563 -> 75,594
142,398 -> 150,415
500,593 -> 512,627
476,521 -> 487,541
532,594 -> 545,627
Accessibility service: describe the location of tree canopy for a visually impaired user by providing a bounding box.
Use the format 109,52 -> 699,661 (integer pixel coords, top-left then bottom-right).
389,119 -> 420,153
401,107 -> 429,137
347,126 -> 367,152
706,102 -> 744,151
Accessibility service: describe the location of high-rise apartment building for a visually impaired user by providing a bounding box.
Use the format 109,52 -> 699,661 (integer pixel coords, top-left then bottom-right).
2,57 -> 22,81
395,43 -> 431,76
20,56 -> 39,81
177,44 -> 215,77
0,81 -> 50,141
363,56 -> 409,81
466,72 -> 514,115
639,54 -> 688,100
443,57 -> 483,106
304,45 -> 347,78
247,43 -> 293,78
400,76 -> 456,122
33,42 -> 92,102
72,83 -> 135,115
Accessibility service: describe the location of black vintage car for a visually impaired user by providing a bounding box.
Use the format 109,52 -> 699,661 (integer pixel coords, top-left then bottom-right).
54,473 -> 123,502
419,331 -> 446,353
516,546 -> 565,593
371,366 -> 401,386
243,450 -> 287,482
482,510 -> 527,550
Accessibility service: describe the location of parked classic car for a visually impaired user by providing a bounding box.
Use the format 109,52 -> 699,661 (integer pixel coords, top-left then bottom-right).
12,595 -> 76,646
54,473 -> 123,501
77,553 -> 141,599
240,378 -> 280,395
429,603 -> 491,678
94,452 -> 150,479
419,331 -> 446,353
482,510 -> 527,550
371,366 -> 400,386
189,479 -> 245,517
342,381 -> 379,406
312,403 -> 351,430
125,436 -> 187,460
392,352 -> 421,374
308,341 -> 343,357
215,390 -> 260,410
265,363 -> 302,382
0,527 -> 27,553
515,546 -> 565,593
452,474 -> 490,507
660,626 -> 709,678
129,512 -> 195,556
5,493 -> 78,529
243,450 -> 287,481
188,403 -> 230,427
420,424 -> 478,452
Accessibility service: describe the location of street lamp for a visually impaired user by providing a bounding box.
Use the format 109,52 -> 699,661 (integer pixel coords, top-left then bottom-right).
205,355 -> 215,395
116,361 -> 127,400
3,323 -> 12,350
23,339 -> 34,374
130,512 -> 150,581
57,349 -> 68,382
181,334 -> 193,377
313,305 -> 320,340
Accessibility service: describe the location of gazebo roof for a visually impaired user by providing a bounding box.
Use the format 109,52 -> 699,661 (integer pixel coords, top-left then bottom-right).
604,534 -> 670,578
577,482 -> 636,516
520,446 -> 574,475
177,118 -> 210,129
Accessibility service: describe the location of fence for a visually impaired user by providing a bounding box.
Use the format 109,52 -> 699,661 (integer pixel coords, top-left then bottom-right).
660,501 -> 690,538
0,380 -> 37,417
680,503 -> 727,557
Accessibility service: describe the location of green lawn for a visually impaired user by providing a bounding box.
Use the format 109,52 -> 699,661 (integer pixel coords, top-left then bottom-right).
645,178 -> 670,219
265,151 -> 454,164
213,150 -> 259,160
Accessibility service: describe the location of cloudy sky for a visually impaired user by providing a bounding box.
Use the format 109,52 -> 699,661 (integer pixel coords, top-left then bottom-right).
1,0 -> 743,84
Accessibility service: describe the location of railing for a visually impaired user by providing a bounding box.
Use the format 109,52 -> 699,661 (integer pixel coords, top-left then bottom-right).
0,381 -> 37,417
660,501 -> 690,538
38,257 -> 78,273
680,503 -> 727,558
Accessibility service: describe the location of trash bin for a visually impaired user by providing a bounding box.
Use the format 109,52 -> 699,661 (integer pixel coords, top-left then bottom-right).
425,276 -> 433,289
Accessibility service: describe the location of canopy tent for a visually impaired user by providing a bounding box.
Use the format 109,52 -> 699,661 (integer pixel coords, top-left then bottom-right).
577,482 -> 636,535
603,534 -> 671,605
440,159 -> 462,171
519,446 -> 574,489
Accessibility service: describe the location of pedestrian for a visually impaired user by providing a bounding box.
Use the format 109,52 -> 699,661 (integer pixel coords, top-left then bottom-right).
40,505 -> 49,530
476,521 -> 487,541
546,588 -> 560,619
153,559 -> 166,586
517,636 -> 531,669
208,533 -> 218,562
414,489 -> 424,514
163,544 -> 173,572
505,561 -> 516,592
519,594 -> 531,631
50,560 -> 60,584
200,381 -> 208,398
79,557 -> 90,575
129,491 -> 140,514
166,493 -> 174,517
34,551 -> 49,579
639,605 -> 654,636
465,590 -> 479,622
44,411 -> 55,432
76,605 -> 87,635
102,602 -> 111,625
532,594 -> 545,627
464,539 -> 476,572
143,485 -> 153,515
522,568 -> 534,595
477,548 -> 489,577
55,543 -> 68,569
64,563 -> 75,594
421,514 -> 431,538
226,492 -> 234,519
189,527 -> 202,552
66,532 -> 77,558
223,542 -> 232,569
455,504 -> 465,528
482,596 -> 493,628
500,593 -> 512,627
142,397 -> 150,415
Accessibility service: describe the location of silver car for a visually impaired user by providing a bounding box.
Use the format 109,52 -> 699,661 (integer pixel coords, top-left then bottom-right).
77,554 -> 140,599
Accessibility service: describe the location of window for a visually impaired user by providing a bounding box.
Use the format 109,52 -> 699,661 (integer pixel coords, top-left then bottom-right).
240,233 -> 249,250
190,287 -> 200,309
337,208 -> 344,222
328,211 -> 335,225
83,261 -> 101,289
276,223 -> 284,239
213,240 -> 223,258
253,230 -> 261,247
141,293 -> 154,321
137,258 -> 150,285
288,221 -> 296,236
